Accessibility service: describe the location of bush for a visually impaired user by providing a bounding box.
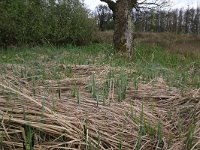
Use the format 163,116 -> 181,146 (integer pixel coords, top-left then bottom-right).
0,0 -> 97,48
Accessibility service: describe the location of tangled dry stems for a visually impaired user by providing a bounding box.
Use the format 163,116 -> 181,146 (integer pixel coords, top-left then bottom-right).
0,64 -> 199,150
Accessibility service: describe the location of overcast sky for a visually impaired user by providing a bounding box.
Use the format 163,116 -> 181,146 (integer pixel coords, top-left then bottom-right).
84,0 -> 199,10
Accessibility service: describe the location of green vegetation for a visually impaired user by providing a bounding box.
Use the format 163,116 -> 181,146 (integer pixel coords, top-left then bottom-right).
0,33 -> 199,149
0,0 -> 97,48
0,42 -> 199,89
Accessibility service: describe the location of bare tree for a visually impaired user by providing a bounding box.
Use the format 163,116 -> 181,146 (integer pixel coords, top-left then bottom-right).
100,0 -> 169,57
178,9 -> 183,33
197,7 -> 200,35
95,5 -> 113,31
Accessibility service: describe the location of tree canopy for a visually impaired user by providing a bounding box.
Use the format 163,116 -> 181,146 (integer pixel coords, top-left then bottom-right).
0,0 -> 97,48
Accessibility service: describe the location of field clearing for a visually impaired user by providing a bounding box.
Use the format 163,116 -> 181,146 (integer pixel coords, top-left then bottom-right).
0,40 -> 200,149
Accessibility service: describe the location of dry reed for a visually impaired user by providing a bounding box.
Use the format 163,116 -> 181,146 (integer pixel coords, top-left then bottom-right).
0,64 -> 199,150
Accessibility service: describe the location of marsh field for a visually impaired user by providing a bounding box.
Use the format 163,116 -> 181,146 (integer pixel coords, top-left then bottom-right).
0,32 -> 200,150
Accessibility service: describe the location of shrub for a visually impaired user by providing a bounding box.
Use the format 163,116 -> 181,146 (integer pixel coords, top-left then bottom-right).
0,0 -> 97,48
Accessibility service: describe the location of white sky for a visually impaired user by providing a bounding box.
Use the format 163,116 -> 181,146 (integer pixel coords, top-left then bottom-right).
84,0 -> 199,10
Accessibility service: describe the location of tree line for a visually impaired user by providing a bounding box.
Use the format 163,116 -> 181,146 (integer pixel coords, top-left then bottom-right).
134,7 -> 200,34
95,5 -> 200,35
0,0 -> 97,48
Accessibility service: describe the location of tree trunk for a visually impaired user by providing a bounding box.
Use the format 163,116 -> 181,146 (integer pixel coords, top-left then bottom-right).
113,0 -> 134,57
113,0 -> 134,56
100,0 -> 136,57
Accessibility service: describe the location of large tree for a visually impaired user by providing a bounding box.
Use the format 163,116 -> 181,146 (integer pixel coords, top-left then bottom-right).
100,0 -> 168,57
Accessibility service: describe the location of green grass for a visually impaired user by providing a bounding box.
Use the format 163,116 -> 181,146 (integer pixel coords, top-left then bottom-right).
0,41 -> 199,150
0,43 -> 199,90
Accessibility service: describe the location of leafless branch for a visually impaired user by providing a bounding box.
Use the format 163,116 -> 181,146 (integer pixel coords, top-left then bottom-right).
137,0 -> 170,10
100,0 -> 116,11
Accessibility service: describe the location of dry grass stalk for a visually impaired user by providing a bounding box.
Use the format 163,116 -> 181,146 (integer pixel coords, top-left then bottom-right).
0,64 -> 199,149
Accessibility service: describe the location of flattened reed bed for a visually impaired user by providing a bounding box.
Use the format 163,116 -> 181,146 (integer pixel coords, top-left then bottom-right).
0,64 -> 199,150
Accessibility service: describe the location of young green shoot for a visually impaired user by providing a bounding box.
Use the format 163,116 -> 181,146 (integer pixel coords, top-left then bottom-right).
58,87 -> 61,100
77,88 -> 80,105
71,83 -> 77,98
157,120 -> 164,149
92,73 -> 96,98
84,120 -> 88,149
96,92 -> 99,107
186,123 -> 196,149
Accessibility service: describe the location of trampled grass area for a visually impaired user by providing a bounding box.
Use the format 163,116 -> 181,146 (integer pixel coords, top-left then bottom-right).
0,40 -> 199,149
1,42 -> 199,88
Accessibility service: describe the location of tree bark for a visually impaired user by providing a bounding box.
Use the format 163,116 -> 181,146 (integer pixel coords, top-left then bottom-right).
100,0 -> 136,57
